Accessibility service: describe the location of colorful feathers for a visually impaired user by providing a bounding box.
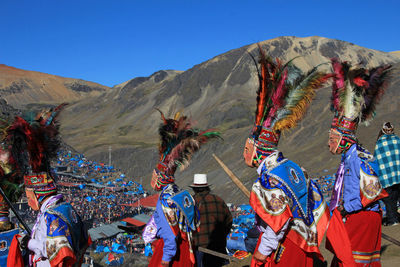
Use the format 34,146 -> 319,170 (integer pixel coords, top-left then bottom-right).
252,45 -> 331,134
156,109 -> 221,175
329,58 -> 392,124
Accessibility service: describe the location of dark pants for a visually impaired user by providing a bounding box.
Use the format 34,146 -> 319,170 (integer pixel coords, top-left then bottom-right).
195,250 -> 227,267
383,184 -> 400,224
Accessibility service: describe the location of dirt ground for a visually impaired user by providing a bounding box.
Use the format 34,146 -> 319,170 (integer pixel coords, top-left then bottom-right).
225,224 -> 400,266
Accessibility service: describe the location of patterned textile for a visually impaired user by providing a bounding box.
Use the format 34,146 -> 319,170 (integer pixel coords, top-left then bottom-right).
46,202 -> 90,266
193,190 -> 232,249
159,183 -> 200,264
374,134 -> 400,188
250,151 -> 329,255
28,195 -> 89,267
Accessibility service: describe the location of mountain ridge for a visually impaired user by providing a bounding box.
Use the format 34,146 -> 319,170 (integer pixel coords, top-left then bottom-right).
1,36 -> 399,203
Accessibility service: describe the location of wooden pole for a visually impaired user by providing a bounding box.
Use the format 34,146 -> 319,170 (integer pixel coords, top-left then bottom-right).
212,154 -> 250,198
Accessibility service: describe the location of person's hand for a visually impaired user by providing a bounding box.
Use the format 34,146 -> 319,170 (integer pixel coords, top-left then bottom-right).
161,260 -> 170,267
337,204 -> 347,217
253,250 -> 267,263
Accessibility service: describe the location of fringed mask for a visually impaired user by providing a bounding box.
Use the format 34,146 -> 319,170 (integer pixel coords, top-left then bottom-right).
151,163 -> 175,191
244,126 -> 280,167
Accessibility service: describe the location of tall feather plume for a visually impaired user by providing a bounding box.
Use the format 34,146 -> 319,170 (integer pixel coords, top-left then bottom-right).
254,44 -> 272,126
165,129 -> 221,171
361,65 -> 392,123
329,58 -> 391,125
7,104 -> 64,174
273,68 -> 332,132
156,109 -> 221,174
330,58 -> 346,112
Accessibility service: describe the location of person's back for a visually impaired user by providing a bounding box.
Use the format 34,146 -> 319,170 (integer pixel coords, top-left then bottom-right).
374,122 -> 400,226
191,174 -> 232,267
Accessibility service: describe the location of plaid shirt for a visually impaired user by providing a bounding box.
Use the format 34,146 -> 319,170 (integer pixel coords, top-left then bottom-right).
374,134 -> 400,188
193,190 -> 232,249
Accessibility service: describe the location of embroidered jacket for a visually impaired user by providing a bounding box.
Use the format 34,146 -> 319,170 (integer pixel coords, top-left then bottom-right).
143,183 -> 200,263
28,194 -> 89,267
250,151 -> 329,257
340,144 -> 387,213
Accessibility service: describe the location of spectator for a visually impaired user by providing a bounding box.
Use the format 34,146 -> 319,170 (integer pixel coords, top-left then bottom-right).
191,174 -> 232,267
374,122 -> 400,226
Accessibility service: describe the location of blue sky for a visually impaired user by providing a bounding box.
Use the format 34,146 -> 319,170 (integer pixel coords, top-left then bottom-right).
1,0 -> 398,87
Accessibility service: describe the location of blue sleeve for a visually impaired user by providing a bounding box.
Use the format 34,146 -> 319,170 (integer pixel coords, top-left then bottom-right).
154,200 -> 177,262
343,147 -> 363,213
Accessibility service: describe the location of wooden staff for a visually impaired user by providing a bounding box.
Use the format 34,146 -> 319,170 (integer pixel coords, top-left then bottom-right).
212,154 -> 250,198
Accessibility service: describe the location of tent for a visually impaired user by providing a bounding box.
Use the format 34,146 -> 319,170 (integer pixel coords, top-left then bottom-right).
128,194 -> 159,208
122,214 -> 151,227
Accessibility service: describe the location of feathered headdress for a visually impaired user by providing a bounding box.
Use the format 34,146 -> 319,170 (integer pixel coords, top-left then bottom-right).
330,58 -> 392,135
246,45 -> 331,161
151,109 -> 221,190
7,103 -> 67,175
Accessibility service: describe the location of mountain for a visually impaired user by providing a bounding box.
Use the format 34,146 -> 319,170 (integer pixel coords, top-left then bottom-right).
7,36 -> 400,203
0,64 -> 110,108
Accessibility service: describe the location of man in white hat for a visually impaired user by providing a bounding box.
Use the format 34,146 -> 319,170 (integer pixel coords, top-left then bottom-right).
190,173 -> 232,267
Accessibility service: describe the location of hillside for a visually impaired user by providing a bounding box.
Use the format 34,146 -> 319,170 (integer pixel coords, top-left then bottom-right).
0,64 -> 110,108
9,36 -> 400,203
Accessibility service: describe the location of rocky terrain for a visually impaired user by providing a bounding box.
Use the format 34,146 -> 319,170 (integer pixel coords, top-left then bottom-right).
0,64 -> 109,108
1,36 -> 399,203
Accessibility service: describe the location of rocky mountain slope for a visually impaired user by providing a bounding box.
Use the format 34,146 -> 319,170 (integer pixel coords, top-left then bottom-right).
57,36 -> 400,203
3,36 -> 399,203
0,64 -> 110,108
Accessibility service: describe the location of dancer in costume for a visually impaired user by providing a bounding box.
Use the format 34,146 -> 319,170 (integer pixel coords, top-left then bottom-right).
326,59 -> 391,266
7,104 -> 90,267
0,117 -> 25,266
143,110 -> 220,267
243,46 -> 331,266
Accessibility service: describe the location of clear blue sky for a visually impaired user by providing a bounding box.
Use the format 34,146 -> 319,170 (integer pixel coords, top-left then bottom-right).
1,0 -> 398,87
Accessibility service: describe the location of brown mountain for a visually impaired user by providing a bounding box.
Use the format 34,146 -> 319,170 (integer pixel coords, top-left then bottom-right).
0,64 -> 110,108
6,36 -> 400,203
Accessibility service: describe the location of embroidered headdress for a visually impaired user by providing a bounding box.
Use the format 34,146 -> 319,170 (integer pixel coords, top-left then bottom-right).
151,109 -> 220,190
244,45 -> 332,166
329,58 -> 392,153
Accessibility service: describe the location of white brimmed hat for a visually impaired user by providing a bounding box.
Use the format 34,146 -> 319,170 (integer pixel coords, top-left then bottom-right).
189,174 -> 210,187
